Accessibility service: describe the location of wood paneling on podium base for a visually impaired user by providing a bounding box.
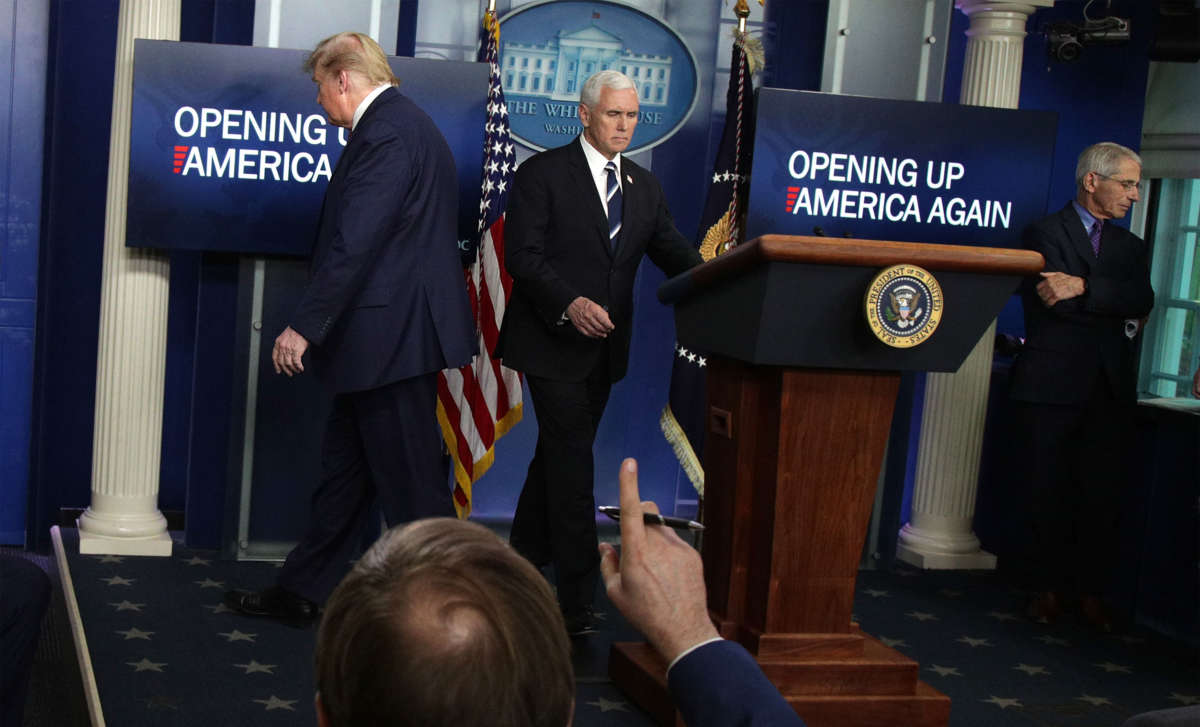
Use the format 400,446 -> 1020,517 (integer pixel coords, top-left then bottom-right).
610,358 -> 950,726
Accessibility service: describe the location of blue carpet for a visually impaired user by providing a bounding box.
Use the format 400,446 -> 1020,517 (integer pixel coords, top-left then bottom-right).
59,528 -> 1198,726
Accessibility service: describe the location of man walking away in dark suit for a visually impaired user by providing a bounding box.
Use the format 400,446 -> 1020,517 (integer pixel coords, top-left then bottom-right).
225,31 -> 475,625
1009,142 -> 1154,632
496,70 -> 702,637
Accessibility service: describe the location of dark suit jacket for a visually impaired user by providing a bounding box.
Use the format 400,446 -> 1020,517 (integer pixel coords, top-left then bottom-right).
668,640 -> 805,726
496,138 -> 701,382
290,88 -> 475,393
1009,203 -> 1154,405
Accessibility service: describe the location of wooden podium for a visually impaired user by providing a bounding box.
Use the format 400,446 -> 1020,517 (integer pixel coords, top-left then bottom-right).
609,235 -> 1044,727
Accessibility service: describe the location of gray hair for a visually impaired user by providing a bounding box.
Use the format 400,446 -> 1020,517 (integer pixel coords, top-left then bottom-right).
1075,142 -> 1142,190
580,70 -> 636,107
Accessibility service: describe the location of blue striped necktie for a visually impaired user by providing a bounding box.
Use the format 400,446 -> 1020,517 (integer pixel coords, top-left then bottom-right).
605,160 -> 622,248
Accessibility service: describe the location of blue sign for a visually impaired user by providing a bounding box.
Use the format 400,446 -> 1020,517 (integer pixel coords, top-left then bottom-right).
497,0 -> 698,153
127,40 -> 488,255
746,89 -> 1058,247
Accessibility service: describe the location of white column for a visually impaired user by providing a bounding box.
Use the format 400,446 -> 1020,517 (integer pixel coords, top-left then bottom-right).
78,0 -> 180,556
896,0 -> 1053,570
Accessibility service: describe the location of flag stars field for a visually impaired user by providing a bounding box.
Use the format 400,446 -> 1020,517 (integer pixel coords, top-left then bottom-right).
126,658 -> 166,673
1013,663 -> 1051,676
110,600 -> 144,612
234,660 -> 276,675
115,627 -> 153,640
587,698 -> 629,713
252,696 -> 297,711
102,575 -> 134,586
1094,661 -> 1133,674
982,696 -> 1022,709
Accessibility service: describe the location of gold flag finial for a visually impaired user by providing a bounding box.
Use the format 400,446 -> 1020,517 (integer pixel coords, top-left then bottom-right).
735,0 -> 749,33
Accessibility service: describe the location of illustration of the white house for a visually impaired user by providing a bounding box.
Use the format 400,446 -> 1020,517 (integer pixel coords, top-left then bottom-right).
502,24 -> 672,106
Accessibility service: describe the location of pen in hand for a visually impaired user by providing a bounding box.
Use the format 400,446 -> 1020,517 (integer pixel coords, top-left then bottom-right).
598,505 -> 705,531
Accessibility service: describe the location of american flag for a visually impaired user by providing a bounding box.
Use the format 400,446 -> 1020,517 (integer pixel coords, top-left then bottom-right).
436,9 -> 523,518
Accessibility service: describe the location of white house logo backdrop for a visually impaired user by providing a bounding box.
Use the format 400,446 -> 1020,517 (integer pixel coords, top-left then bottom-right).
498,0 -> 698,152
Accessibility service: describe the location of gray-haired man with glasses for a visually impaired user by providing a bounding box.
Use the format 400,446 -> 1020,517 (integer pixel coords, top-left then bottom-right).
1009,141 -> 1154,633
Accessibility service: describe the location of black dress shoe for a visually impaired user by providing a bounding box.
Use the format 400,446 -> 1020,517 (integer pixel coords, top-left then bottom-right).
224,586 -> 318,627
563,608 -> 600,638
1027,591 -> 1063,625
1079,595 -> 1114,633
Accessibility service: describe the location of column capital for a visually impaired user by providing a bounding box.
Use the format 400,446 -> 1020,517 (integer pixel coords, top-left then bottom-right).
956,0 -> 1054,16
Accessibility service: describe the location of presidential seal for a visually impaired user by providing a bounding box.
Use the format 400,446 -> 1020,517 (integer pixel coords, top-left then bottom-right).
864,264 -> 944,348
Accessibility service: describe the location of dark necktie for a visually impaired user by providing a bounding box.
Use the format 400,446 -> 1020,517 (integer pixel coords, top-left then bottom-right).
605,161 -> 622,248
1089,219 -> 1102,257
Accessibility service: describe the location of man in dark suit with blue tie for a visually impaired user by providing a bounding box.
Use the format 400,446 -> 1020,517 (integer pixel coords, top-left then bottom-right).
497,70 -> 702,636
226,31 -> 475,624
1010,142 -> 1154,631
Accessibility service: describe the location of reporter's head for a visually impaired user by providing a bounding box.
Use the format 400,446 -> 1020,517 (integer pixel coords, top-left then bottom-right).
315,518 -> 574,727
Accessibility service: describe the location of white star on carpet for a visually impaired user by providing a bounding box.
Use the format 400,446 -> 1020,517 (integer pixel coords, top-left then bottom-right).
906,610 -> 938,621
102,575 -> 134,586
957,636 -> 992,647
252,696 -> 297,711
234,660 -> 276,674
587,698 -> 629,713
110,600 -> 144,612
982,696 -> 1022,709
204,603 -> 232,614
928,664 -> 961,677
219,630 -> 257,643
96,555 -> 124,564
1168,693 -> 1200,706
184,556 -> 211,566
1093,661 -> 1132,674
127,658 -> 166,672
194,578 -> 224,589
864,589 -> 889,598
1077,694 -> 1112,707
1013,663 -> 1050,676
879,636 -> 908,648
116,627 -> 154,640
1035,635 -> 1069,647
988,611 -> 1019,622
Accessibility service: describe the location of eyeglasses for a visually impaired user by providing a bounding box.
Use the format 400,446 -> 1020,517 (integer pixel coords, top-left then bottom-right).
1095,173 -> 1141,192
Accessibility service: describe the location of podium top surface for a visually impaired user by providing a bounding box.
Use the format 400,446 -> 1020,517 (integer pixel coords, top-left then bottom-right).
660,235 -> 1044,304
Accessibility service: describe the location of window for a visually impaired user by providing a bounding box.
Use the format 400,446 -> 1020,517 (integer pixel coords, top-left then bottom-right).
522,58 -> 528,68
1139,178 -> 1200,397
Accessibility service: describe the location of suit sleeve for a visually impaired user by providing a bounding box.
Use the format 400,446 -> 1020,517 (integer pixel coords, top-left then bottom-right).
290,132 -> 413,346
504,160 -> 582,325
1023,222 -> 1154,320
643,176 -> 703,277
668,640 -> 805,727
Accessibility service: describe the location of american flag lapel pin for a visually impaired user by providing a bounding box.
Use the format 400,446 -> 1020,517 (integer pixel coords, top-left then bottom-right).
626,174 -> 633,185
